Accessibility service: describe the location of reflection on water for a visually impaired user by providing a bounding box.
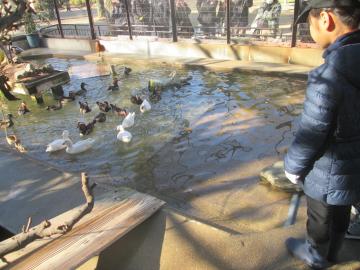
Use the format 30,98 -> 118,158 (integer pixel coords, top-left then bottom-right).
0,58 -> 306,197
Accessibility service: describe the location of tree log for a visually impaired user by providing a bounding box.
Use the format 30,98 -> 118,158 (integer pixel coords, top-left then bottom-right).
0,172 -> 96,259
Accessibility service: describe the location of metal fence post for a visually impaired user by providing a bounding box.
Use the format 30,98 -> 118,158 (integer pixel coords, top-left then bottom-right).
74,24 -> 79,36
291,0 -> 300,47
169,0 -> 178,42
53,0 -> 64,38
85,0 -> 96,40
124,0 -> 133,40
226,0 -> 231,44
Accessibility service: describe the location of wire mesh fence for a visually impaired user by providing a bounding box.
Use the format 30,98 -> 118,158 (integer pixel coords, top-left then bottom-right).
42,0 -> 315,46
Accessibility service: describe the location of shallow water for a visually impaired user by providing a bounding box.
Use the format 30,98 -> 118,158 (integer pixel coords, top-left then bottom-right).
1,58 -> 306,227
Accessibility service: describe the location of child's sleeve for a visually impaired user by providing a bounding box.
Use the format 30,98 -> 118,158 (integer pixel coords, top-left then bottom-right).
284,64 -> 342,176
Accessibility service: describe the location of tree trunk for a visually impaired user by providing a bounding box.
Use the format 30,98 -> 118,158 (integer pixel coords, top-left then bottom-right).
0,75 -> 19,101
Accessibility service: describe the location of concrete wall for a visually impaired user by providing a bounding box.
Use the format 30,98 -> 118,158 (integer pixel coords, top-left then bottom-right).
40,37 -> 324,67
12,35 -> 30,51
99,39 -> 324,67
42,38 -> 96,52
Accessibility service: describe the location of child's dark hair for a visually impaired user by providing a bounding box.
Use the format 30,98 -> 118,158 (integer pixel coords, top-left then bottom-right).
310,7 -> 360,29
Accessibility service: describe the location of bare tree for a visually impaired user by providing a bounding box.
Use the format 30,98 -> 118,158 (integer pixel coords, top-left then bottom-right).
0,0 -> 34,62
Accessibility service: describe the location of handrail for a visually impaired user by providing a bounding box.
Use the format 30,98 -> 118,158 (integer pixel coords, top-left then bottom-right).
39,23 -> 311,44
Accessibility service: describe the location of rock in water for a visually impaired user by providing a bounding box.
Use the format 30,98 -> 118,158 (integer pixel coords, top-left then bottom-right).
259,161 -> 303,192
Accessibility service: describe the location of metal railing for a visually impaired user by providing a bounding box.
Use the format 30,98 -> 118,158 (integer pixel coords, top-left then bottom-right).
44,0 -> 313,47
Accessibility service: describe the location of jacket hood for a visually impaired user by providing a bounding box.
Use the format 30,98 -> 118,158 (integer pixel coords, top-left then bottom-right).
325,30 -> 360,89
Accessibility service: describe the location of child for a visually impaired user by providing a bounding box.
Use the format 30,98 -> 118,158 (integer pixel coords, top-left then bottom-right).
284,0 -> 360,268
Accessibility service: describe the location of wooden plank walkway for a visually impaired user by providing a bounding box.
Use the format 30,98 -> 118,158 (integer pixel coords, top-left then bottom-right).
0,190 -> 164,270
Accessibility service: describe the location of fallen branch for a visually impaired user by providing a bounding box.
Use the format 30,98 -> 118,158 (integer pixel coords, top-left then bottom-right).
0,173 -> 96,259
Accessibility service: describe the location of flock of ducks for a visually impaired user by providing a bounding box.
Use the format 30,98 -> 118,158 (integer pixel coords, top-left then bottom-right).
2,66 -> 177,156
44,66 -> 153,155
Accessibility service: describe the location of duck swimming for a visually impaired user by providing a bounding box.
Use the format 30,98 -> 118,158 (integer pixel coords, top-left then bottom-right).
94,112 -> 106,123
124,67 -> 132,76
46,130 -> 71,152
6,134 -> 26,153
130,95 -> 143,105
46,100 -> 63,111
140,99 -> 151,113
18,101 -> 30,116
119,112 -> 135,129
0,114 -> 14,129
77,120 -> 96,136
62,92 -> 76,103
107,78 -> 119,91
75,82 -> 88,96
63,138 -> 95,154
116,125 -> 132,143
110,103 -> 128,117
96,101 -> 111,112
79,101 -> 91,114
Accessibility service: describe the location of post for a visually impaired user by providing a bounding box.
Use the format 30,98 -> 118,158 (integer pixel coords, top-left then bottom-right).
226,0 -> 230,44
291,0 -> 300,47
124,0 -> 133,40
169,0 -> 178,42
75,24 -> 79,36
53,0 -> 64,38
85,0 -> 96,40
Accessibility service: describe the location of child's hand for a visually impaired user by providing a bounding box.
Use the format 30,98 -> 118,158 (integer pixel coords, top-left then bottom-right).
285,171 -> 301,185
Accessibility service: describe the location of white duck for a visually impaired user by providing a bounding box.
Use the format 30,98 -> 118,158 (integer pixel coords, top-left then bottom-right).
119,112 -> 135,129
140,99 -> 151,113
46,130 -> 71,153
116,125 -> 132,143
63,138 -> 95,154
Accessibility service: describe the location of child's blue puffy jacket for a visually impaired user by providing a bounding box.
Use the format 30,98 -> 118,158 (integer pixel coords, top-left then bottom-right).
284,30 -> 360,205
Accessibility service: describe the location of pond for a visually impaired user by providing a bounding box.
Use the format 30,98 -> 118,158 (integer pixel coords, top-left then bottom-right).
0,58 -> 307,232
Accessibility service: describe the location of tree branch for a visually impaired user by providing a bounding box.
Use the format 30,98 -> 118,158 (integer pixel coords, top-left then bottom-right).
0,173 -> 96,259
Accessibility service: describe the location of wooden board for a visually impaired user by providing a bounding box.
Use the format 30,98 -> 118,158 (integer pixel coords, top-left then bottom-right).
1,191 -> 164,270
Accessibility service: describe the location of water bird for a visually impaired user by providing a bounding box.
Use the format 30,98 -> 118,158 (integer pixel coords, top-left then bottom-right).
63,138 -> 95,154
6,134 -> 18,145
77,120 -> 96,136
124,67 -> 132,76
46,100 -> 63,111
62,92 -> 76,103
46,130 -> 71,152
140,99 -> 151,113
18,101 -> 30,116
107,78 -> 119,91
79,101 -> 91,114
119,112 -> 135,129
94,112 -> 106,123
95,41 -> 105,54
130,95 -> 143,105
6,135 -> 26,153
116,125 -> 132,143
96,101 -> 111,112
0,114 -> 14,129
110,104 -> 128,117
75,82 -> 87,96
